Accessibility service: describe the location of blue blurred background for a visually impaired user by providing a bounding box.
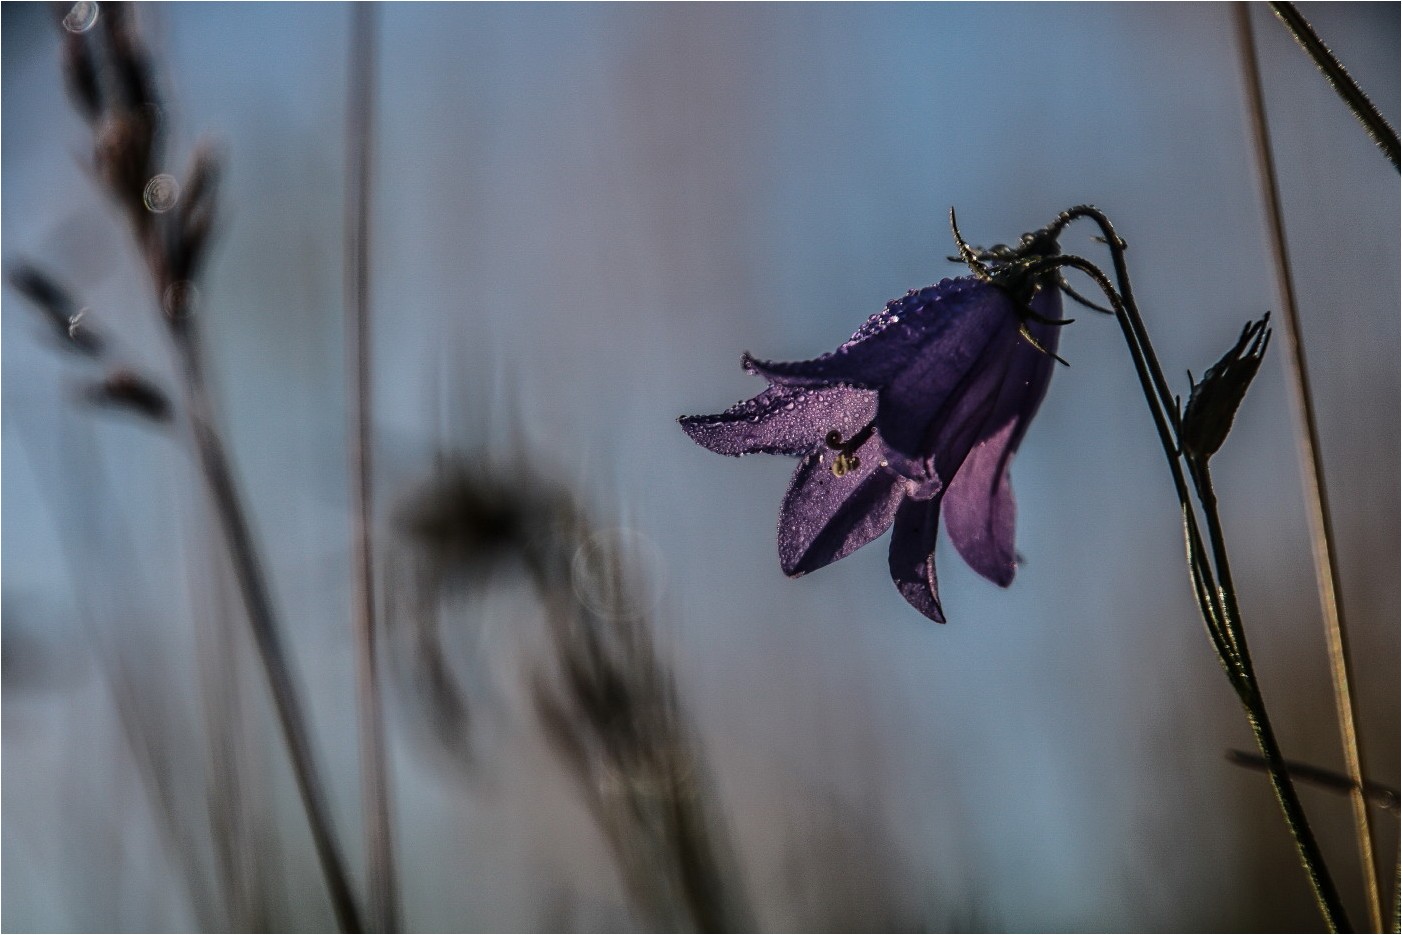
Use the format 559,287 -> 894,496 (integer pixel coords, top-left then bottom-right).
3,2 -> 1397,931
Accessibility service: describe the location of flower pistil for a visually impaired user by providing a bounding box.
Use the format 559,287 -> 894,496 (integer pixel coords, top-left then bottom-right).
824,424 -> 875,477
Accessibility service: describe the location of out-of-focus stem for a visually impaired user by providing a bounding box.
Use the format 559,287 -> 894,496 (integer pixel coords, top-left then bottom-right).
344,5 -> 398,931
175,329 -> 364,933
1226,750 -> 1401,813
20,409 -> 218,929
1234,6 -> 1383,929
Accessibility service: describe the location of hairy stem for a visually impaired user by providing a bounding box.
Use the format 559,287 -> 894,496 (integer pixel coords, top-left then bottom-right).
1196,464 -> 1350,932
1028,219 -> 1350,929
1266,1 -> 1400,170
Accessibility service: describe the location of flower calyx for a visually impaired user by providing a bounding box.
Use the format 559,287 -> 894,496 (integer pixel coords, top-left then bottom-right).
949,208 -> 1073,366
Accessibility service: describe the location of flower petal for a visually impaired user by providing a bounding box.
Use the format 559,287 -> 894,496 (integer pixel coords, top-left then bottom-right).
879,282 -> 1060,484
996,285 -> 1061,437
680,383 -> 877,457
888,496 -> 945,623
743,278 -> 1000,389
877,314 -> 1019,486
942,418 -> 1018,586
941,285 -> 1061,585
778,432 -> 904,576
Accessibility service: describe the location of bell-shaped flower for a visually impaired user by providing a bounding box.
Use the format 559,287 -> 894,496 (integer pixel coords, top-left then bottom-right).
680,256 -> 1062,622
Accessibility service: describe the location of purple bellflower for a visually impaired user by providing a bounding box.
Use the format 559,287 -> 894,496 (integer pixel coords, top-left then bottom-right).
680,226 -> 1065,622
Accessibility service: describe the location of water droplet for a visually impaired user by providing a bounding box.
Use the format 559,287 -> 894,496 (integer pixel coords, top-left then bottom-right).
571,528 -> 666,621
163,281 -> 199,320
143,174 -> 180,213
62,1 -> 98,33
747,415 -> 760,424
783,401 -> 796,411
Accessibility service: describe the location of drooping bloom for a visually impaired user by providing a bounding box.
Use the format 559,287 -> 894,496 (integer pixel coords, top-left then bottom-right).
680,248 -> 1062,623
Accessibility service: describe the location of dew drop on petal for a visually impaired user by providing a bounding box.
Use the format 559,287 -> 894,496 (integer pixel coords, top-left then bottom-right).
143,174 -> 180,213
62,1 -> 98,33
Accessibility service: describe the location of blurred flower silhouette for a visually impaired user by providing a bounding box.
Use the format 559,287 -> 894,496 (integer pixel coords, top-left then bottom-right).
681,235 -> 1064,622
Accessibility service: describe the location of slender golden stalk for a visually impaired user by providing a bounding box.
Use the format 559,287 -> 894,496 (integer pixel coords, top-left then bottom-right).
345,5 -> 398,931
1233,5 -> 1382,929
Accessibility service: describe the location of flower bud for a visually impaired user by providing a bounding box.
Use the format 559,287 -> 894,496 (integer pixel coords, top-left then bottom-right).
1181,314 -> 1271,460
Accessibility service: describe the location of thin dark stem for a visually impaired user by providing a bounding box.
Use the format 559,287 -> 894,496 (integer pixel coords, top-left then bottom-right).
175,329 -> 364,933
1187,460 -> 1250,669
1196,464 -> 1350,932
1046,206 -> 1180,431
1100,248 -> 1347,928
1240,691 -> 1352,931
344,5 -> 398,932
1019,250 -> 1243,671
1267,1 -> 1400,170
1235,6 -> 1383,928
1019,225 -> 1349,930
1184,513 -> 1242,678
1063,256 -> 1244,667
1187,461 -> 1245,628
1059,278 -> 1115,315
1019,253 -> 1191,507
1052,205 -> 1266,666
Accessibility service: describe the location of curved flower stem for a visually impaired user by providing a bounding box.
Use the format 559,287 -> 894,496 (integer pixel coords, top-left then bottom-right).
1265,1 -> 1400,170
1114,290 -> 1349,933
1020,233 -> 1350,931
1007,249 -> 1240,671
